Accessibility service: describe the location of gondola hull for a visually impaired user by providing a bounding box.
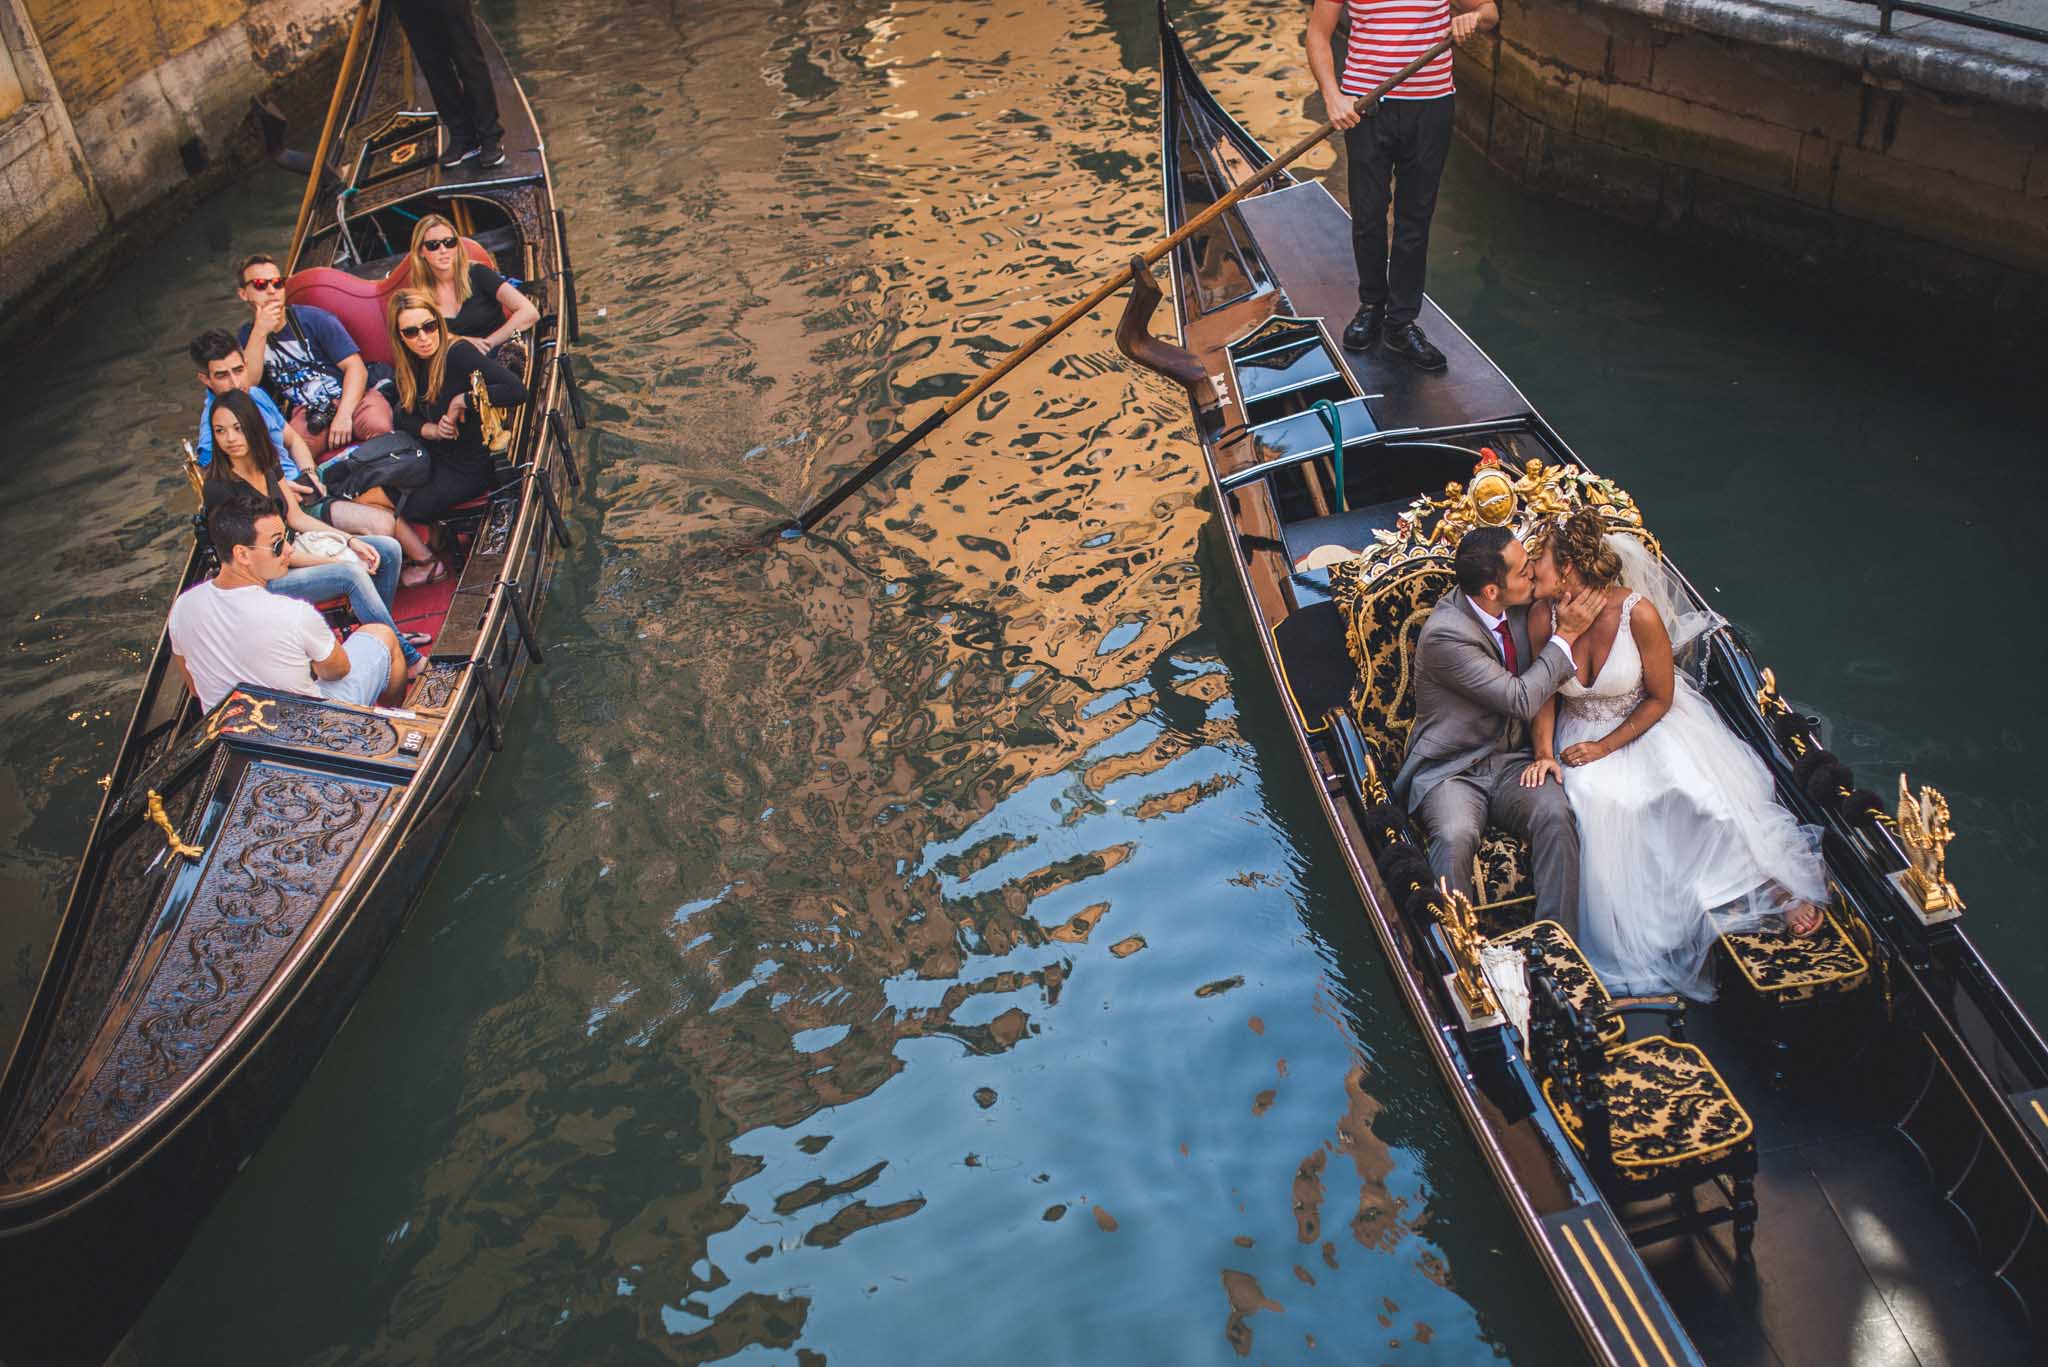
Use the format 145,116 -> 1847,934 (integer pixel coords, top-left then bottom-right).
0,4 -> 577,1360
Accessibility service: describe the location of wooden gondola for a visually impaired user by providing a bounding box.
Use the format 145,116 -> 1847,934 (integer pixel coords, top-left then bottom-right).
1126,6 -> 2048,1361
0,4 -> 581,1361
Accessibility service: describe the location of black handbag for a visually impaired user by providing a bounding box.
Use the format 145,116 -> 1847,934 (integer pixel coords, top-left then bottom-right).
319,432 -> 433,499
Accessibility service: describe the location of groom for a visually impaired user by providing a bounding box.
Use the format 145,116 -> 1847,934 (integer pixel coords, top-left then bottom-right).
1393,526 -> 1600,932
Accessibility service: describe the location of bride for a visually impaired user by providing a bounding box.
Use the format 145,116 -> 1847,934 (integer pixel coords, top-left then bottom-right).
1522,510 -> 1827,1000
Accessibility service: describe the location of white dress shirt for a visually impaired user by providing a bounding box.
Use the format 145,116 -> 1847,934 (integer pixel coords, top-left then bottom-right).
1466,596 -> 1573,669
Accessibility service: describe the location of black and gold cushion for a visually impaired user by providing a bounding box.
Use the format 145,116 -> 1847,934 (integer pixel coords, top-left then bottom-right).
1718,910 -> 1870,1005
1474,829 -> 1533,916
1546,1036 -> 1755,1180
1328,559 -> 1455,776
1497,920 -> 1626,1044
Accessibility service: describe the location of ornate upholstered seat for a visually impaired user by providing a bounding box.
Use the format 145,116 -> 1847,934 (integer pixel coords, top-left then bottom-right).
1495,920 -> 1627,1045
1717,907 -> 1869,1005
1526,956 -> 1759,1259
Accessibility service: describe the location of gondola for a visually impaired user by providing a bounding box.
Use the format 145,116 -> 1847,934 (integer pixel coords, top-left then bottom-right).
1123,6 -> 2048,1361
0,4 -> 581,1361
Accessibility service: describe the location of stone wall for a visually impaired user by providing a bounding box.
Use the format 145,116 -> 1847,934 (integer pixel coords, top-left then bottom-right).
0,0 -> 356,324
1452,0 -> 2048,313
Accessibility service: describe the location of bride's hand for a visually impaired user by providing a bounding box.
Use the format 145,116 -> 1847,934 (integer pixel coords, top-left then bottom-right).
1561,741 -> 1607,767
1519,757 -> 1563,788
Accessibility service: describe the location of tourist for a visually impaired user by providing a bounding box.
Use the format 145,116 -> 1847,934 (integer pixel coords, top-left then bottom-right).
190,329 -> 301,478
1305,0 -> 1497,371
235,252 -> 396,457
405,212 -> 537,357
169,487 -> 407,713
387,289 -> 526,560
204,389 -> 427,675
392,0 -> 505,170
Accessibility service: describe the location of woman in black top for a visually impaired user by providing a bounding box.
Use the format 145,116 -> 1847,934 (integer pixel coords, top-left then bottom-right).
387,289 -> 527,535
404,213 -> 538,354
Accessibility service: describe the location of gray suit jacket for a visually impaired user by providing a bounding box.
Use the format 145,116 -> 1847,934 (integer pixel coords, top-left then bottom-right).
1391,591 -> 1578,811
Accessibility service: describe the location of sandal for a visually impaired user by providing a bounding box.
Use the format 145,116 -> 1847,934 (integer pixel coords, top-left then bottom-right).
400,630 -> 434,650
400,557 -> 449,588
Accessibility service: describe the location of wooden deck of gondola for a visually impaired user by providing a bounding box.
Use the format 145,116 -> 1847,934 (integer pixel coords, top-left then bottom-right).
1233,180 -> 1530,436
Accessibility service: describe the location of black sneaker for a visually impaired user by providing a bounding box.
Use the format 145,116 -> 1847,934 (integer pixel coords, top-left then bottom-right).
476,139 -> 507,170
1383,321 -> 1447,372
1341,303 -> 1386,352
439,139 -> 480,169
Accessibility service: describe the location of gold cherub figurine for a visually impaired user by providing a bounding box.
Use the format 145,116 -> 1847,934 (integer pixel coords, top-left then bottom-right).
1895,774 -> 1963,915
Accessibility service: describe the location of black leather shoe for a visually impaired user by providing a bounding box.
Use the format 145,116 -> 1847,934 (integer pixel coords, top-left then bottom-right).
1383,321 -> 1447,372
1341,303 -> 1386,352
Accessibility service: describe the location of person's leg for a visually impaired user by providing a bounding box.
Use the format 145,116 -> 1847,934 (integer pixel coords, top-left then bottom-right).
349,388 -> 395,440
435,0 -> 502,143
1414,772 -> 1489,901
358,534 -> 404,611
272,558 -> 420,669
1385,95 -> 1454,330
390,0 -> 476,147
317,626 -> 407,707
1488,757 -> 1583,938
1344,114 -> 1396,311
326,496 -> 433,563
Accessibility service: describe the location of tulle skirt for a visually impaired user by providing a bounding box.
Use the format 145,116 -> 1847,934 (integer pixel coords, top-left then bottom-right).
1557,680 -> 1827,1000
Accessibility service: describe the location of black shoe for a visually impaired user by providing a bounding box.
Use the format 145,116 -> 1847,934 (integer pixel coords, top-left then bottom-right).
476,139 -> 507,170
439,139 -> 480,169
1341,303 -> 1385,352
1383,321 -> 1447,372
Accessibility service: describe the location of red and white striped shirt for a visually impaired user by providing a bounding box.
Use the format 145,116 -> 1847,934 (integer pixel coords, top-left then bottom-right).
1336,0 -> 1454,101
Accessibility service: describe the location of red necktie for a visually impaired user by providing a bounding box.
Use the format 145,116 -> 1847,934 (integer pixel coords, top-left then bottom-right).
1495,621 -> 1518,673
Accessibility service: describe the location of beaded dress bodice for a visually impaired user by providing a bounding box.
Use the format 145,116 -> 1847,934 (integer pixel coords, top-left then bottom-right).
1559,591 -> 1645,725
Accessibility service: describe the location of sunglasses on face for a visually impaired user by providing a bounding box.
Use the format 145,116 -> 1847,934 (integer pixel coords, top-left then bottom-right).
266,535 -> 289,558
243,277 -> 286,291
397,322 -> 437,339
422,236 -> 459,251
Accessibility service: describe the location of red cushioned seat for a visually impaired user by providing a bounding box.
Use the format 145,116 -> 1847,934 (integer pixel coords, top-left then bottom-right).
285,238 -> 497,361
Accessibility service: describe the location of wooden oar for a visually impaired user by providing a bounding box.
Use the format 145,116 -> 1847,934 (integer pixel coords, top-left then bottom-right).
288,0 -> 378,269
776,34 -> 1455,541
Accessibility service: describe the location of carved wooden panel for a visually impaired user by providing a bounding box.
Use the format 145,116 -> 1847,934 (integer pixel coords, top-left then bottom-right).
4,763 -> 390,1185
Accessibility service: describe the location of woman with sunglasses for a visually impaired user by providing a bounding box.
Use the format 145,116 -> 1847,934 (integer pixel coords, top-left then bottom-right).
405,214 -> 538,359
387,289 -> 527,576
203,389 -> 427,676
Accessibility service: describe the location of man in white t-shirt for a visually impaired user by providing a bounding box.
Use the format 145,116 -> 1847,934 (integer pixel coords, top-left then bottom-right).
169,488 -> 406,713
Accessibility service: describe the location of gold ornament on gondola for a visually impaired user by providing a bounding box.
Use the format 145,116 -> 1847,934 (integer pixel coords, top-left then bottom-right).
1436,879 -> 1500,1020
1894,773 -> 1963,918
470,367 -> 512,455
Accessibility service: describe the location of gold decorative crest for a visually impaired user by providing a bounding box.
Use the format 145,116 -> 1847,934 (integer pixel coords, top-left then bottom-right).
1894,773 -> 1963,917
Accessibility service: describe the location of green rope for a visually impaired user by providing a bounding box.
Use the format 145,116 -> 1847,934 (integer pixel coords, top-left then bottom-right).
1311,399 -> 1345,513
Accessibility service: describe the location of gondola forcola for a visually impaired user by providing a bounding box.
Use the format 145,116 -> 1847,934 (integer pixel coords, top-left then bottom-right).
1117,4 -> 2048,1365
752,35 -> 1454,548
0,3 -> 582,1362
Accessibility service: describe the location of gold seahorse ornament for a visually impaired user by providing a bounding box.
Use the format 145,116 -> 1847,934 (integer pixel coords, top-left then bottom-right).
1894,773 -> 1963,917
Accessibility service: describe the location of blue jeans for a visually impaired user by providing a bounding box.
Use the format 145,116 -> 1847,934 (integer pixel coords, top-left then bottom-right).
270,535 -> 422,667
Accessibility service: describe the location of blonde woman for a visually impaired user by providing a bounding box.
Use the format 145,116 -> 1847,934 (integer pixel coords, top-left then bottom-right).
405,213 -> 537,356
387,290 -> 526,582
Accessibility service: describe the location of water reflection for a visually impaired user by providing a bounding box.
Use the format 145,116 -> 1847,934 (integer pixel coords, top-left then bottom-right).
0,0 -> 2031,1361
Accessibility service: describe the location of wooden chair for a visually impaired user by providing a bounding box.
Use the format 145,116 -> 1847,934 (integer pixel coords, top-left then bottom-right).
1715,883 -> 1873,1087
1527,952 -> 1759,1260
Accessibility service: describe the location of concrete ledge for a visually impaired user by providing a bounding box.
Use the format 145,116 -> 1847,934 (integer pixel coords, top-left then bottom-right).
1598,0 -> 2048,112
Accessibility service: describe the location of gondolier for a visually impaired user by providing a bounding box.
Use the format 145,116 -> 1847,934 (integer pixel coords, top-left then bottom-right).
1306,0 -> 1496,371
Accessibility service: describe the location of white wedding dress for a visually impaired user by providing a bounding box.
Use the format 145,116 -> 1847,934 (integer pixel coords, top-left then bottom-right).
1553,586 -> 1827,1000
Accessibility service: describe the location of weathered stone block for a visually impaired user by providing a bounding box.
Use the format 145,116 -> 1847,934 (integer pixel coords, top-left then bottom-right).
1483,95 -> 1545,183
1792,132 -> 1833,208
2028,153 -> 2048,200
1609,34 -> 1654,88
1832,143 -> 2048,274
1587,84 -> 1801,195
1494,43 -> 1583,130
1646,29 -> 1860,141
1534,126 -> 1665,226
1498,0 -> 1613,77
1878,96 -> 2041,195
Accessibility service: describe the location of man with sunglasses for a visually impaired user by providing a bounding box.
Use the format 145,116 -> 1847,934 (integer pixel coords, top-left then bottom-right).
169,488 -> 408,713
234,253 -> 396,458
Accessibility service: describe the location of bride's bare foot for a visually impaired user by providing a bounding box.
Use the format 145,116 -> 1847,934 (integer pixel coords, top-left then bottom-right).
1786,902 -> 1824,937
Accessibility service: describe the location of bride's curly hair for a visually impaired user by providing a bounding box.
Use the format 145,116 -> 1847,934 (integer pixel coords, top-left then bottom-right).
1535,509 -> 1623,588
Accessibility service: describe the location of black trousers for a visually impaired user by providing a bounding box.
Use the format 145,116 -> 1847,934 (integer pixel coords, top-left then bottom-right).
1344,95 -> 1453,328
392,0 -> 503,145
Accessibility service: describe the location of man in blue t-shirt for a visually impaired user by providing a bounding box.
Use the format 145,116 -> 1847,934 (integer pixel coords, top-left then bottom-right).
189,328 -> 305,479
234,253 -> 395,458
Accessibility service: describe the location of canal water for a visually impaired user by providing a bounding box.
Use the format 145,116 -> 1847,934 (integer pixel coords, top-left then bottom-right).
0,0 -> 2038,1361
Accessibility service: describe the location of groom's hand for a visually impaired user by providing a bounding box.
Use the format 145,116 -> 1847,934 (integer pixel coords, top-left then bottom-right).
1519,757 -> 1563,788
1553,587 -> 1602,642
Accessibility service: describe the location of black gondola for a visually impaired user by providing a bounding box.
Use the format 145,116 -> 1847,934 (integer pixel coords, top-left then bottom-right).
1124,7 -> 2048,1362
0,4 -> 578,1361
